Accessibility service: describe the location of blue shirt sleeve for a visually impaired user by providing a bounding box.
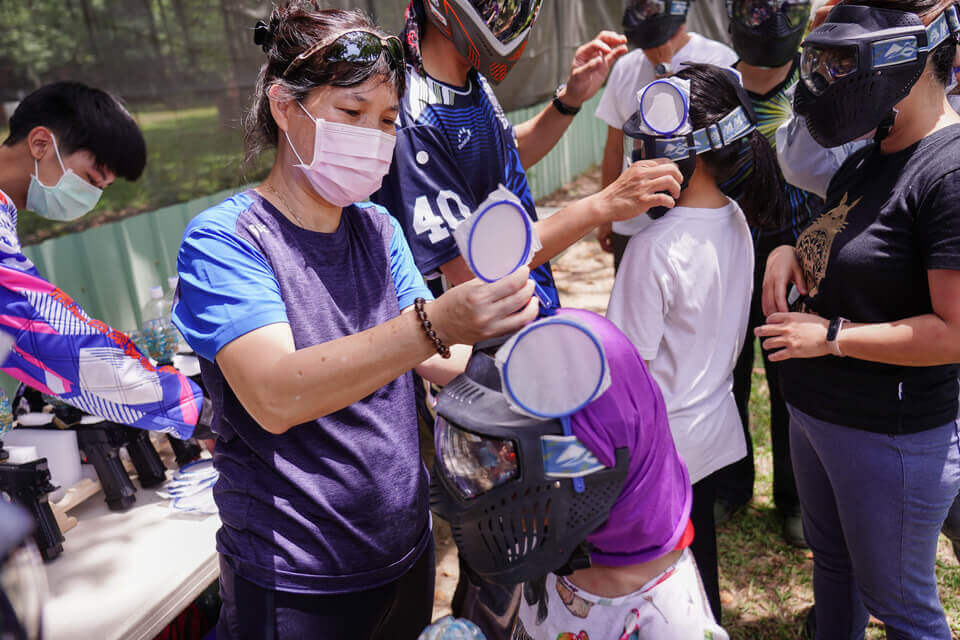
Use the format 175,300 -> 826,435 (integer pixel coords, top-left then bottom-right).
373,124 -> 478,276
174,224 -> 288,362
385,214 -> 434,309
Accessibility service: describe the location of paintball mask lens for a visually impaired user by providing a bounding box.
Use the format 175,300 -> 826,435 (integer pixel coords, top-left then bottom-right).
801,45 -> 858,96
627,0 -> 668,20
732,0 -> 809,27
435,417 -> 519,500
473,0 -> 544,45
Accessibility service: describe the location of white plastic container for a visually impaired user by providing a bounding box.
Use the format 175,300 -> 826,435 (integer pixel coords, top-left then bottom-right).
3,428 -> 83,502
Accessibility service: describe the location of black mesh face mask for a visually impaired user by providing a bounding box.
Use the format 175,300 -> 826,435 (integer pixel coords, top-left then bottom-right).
623,0 -> 691,49
431,323 -> 630,585
795,3 -> 960,147
422,0 -> 543,83
727,0 -> 810,67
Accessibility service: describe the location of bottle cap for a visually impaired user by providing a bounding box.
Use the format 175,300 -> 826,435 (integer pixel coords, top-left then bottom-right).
167,276 -> 179,291
150,286 -> 164,299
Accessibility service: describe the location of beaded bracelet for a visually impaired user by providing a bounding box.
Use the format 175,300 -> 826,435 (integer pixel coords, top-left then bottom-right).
415,297 -> 452,359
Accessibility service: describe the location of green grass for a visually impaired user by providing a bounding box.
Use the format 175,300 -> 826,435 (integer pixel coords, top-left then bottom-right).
16,106 -> 271,245
720,343 -> 960,638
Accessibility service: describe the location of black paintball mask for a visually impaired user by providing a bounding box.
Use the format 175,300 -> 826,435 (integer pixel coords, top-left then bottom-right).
431,317 -> 630,585
624,70 -> 758,218
796,3 -> 960,147
624,0 -> 692,50
727,0 -> 811,67
422,0 -> 543,84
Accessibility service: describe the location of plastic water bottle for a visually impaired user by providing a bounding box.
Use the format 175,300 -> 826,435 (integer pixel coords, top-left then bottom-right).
0,387 -> 12,437
417,617 -> 485,640
139,286 -> 179,364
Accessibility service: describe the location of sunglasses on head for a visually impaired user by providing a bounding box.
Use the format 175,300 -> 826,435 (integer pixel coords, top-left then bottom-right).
283,30 -> 405,83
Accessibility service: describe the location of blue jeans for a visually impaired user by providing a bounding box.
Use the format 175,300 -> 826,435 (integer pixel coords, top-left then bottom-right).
789,406 -> 960,640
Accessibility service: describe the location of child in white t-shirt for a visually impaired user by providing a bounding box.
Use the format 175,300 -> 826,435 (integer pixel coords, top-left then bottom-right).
596,0 -> 737,266
606,63 -> 788,624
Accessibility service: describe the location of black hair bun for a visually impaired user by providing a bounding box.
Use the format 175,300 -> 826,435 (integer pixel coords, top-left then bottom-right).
253,20 -> 274,52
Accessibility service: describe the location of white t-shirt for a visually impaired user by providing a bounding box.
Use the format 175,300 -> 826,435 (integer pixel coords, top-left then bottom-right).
606,200 -> 751,484
595,34 -> 738,236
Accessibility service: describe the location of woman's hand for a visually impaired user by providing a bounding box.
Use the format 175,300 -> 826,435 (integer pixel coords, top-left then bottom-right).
755,312 -> 830,362
562,32 -> 629,108
591,158 -> 683,222
810,0 -> 840,30
430,267 -> 539,346
762,245 -> 807,316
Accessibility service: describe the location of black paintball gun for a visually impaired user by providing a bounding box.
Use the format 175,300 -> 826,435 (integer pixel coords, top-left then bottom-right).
0,457 -> 64,561
14,387 -> 167,511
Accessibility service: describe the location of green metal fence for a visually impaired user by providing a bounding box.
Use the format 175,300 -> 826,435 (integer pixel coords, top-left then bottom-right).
20,93 -> 606,333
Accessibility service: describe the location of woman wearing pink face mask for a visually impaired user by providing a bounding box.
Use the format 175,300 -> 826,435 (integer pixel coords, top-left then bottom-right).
172,4 -> 539,639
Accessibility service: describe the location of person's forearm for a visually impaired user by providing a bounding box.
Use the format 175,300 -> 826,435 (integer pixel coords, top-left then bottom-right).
837,314 -> 960,367
529,196 -> 602,269
226,312 -> 436,434
415,343 -> 471,386
601,143 -> 623,189
515,103 -> 577,170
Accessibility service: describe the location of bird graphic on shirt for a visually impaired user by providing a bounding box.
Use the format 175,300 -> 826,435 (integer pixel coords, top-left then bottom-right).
795,192 -> 862,298
556,577 -> 594,619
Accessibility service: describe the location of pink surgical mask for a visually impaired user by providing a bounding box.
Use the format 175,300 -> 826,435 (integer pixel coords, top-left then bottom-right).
285,102 -> 396,208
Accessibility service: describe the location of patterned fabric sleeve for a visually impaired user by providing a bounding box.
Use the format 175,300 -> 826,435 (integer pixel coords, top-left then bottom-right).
0,266 -> 203,439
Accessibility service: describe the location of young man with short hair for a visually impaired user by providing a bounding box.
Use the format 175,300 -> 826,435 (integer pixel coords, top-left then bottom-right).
0,82 -> 204,439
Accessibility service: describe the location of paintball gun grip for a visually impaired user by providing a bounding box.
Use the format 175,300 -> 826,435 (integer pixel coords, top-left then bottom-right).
0,459 -> 65,562
167,435 -> 202,468
76,427 -> 137,512
121,427 -> 167,488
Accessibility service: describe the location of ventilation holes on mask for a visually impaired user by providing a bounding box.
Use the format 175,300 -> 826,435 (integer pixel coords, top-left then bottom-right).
444,378 -> 486,404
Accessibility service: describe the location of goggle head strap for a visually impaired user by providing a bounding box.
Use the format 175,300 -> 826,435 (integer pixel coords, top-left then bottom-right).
632,105 -> 756,161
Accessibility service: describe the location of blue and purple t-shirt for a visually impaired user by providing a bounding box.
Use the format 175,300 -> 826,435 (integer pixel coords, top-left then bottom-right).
173,190 -> 434,594
0,189 -> 202,438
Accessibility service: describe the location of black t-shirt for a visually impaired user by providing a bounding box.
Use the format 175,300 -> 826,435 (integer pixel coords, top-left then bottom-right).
781,124 -> 960,433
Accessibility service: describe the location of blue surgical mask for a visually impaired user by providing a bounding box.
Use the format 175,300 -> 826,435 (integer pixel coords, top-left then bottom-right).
25,135 -> 103,221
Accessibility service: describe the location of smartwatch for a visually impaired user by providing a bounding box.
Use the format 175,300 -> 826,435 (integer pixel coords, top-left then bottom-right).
826,317 -> 848,357
552,84 -> 581,117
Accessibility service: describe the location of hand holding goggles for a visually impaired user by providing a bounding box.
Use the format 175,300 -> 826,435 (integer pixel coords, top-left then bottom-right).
728,0 -> 810,28
282,29 -> 405,85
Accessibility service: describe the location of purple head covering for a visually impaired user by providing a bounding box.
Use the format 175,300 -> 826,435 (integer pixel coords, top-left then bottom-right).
558,308 -> 692,567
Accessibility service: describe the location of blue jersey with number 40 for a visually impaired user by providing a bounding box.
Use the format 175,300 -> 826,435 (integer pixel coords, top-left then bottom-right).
373,66 -> 559,306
